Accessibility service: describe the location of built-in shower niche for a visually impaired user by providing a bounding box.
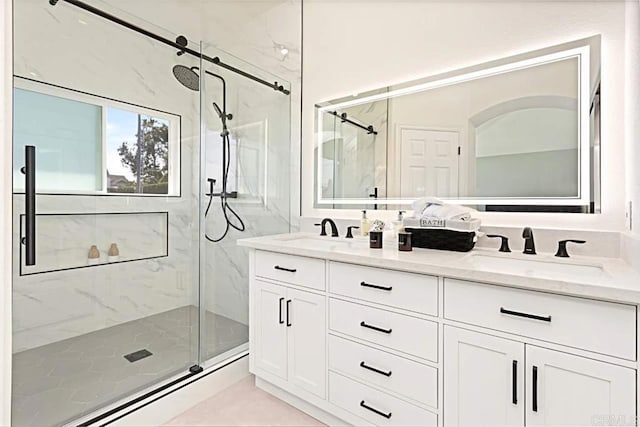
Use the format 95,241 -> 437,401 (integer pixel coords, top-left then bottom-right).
19,211 -> 168,275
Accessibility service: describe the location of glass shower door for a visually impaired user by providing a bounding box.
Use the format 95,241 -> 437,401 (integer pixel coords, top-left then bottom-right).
11,1 -> 201,425
199,42 -> 291,364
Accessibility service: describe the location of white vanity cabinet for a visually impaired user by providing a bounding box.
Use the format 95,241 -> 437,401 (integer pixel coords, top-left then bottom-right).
245,246 -> 639,427
525,346 -> 636,427
444,326 -> 525,427
444,326 -> 636,427
252,252 -> 327,399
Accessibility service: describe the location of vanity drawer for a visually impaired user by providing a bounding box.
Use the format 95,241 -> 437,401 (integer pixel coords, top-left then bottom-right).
329,371 -> 438,427
329,262 -> 438,316
255,250 -> 325,291
444,279 -> 637,360
330,298 -> 438,361
329,335 -> 438,408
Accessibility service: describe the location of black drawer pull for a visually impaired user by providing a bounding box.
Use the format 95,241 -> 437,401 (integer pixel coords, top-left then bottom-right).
274,265 -> 297,273
360,281 -> 392,291
512,360 -> 518,405
278,297 -> 284,324
360,321 -> 392,334
532,365 -> 538,412
500,307 -> 551,322
360,361 -> 392,377
360,400 -> 392,419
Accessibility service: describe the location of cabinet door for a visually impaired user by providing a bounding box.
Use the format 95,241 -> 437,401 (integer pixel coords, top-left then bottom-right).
286,287 -> 326,398
253,280 -> 288,380
444,326 -> 524,427
526,345 -> 636,427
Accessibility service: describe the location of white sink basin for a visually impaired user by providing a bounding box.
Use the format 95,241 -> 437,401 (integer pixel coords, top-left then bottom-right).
276,235 -> 364,250
468,254 -> 606,280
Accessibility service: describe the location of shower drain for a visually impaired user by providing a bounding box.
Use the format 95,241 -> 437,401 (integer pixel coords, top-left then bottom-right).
124,348 -> 153,363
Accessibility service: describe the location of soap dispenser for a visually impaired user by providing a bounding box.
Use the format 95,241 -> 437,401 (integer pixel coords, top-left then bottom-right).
360,210 -> 371,237
392,210 -> 406,238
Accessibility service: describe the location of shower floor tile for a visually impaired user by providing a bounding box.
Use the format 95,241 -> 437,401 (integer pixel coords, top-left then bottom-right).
12,306 -> 248,427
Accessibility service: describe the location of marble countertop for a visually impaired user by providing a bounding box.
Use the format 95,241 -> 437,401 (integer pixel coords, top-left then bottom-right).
238,232 -> 640,305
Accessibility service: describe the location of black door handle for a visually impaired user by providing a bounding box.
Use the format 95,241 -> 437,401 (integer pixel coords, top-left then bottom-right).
360,400 -> 391,419
286,299 -> 292,327
360,321 -> 392,334
512,360 -> 518,405
532,365 -> 538,412
278,297 -> 284,324
22,145 -> 36,266
360,281 -> 392,291
500,307 -> 551,322
360,361 -> 392,377
274,265 -> 296,273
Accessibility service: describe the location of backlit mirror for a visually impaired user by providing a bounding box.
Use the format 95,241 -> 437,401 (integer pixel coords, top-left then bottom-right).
314,36 -> 601,212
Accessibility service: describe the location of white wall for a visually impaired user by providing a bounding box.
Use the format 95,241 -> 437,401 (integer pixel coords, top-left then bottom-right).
302,1 -> 628,231
625,0 -> 640,233
1,0 -> 12,423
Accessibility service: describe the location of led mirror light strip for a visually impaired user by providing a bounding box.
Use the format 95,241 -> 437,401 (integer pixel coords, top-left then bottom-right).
316,45 -> 591,207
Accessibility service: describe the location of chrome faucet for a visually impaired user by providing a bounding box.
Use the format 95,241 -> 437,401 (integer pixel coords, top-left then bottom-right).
522,227 -> 536,255
314,218 -> 339,237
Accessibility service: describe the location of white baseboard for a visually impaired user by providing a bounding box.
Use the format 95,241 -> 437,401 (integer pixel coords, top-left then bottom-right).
255,377 -> 356,427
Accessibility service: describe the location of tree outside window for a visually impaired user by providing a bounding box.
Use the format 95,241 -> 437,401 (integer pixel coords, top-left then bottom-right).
107,110 -> 170,194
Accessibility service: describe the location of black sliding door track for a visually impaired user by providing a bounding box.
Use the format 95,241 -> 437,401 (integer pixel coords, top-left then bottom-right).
48,0 -> 290,95
75,352 -> 248,426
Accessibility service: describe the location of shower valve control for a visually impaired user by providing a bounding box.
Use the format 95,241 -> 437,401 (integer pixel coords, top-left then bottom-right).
206,178 -> 217,196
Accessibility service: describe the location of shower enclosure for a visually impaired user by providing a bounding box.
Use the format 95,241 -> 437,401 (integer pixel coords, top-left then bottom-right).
11,1 -> 291,426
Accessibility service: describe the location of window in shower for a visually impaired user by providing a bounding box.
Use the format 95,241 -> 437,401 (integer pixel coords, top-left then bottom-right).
13,78 -> 181,196
105,107 -> 179,195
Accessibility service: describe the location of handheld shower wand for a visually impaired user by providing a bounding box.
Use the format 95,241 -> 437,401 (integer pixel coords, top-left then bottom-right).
212,102 -> 231,136
212,102 -> 224,118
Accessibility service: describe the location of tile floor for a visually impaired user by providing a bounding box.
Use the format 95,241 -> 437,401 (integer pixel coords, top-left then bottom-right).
165,376 -> 326,427
12,306 -> 248,427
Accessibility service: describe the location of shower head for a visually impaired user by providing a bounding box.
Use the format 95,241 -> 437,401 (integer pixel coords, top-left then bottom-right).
172,64 -> 200,91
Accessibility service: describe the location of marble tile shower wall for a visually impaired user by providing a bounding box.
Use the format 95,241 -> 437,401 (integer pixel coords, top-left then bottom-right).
203,176 -> 291,325
201,76 -> 292,324
17,212 -> 169,275
193,1 -> 302,229
12,1 -> 201,352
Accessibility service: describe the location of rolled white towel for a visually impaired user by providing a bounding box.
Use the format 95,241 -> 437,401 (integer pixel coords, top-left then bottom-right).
412,197 -> 443,217
412,197 -> 474,221
424,204 -> 472,221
